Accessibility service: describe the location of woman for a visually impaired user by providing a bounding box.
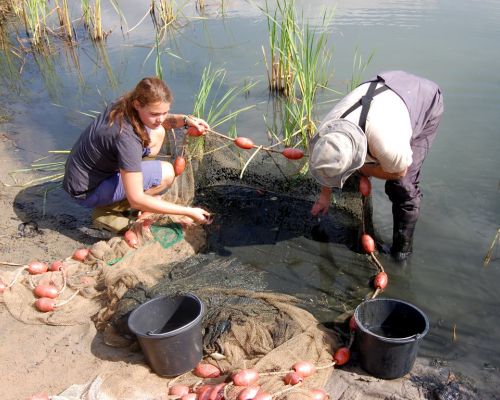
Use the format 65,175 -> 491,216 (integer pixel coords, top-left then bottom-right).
63,76 -> 211,232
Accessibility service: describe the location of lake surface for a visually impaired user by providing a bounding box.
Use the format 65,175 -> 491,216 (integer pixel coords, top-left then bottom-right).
1,0 -> 499,394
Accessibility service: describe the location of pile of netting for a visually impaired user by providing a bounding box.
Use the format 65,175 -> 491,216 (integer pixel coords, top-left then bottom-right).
0,131 -> 378,399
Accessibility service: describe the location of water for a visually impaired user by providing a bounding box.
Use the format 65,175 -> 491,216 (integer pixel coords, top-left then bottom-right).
1,0 -> 500,394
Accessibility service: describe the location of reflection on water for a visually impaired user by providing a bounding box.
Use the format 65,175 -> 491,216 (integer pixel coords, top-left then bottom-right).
1,0 -> 499,395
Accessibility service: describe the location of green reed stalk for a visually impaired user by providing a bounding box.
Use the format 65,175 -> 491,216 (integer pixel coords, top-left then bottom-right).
264,0 -> 296,96
289,14 -> 333,141
81,0 -> 92,28
151,0 -> 177,33
22,0 -> 50,47
348,48 -> 374,92
189,65 -> 256,159
262,0 -> 334,146
94,0 -> 103,40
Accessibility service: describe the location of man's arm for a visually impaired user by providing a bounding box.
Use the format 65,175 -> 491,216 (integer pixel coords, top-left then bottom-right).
359,164 -> 407,180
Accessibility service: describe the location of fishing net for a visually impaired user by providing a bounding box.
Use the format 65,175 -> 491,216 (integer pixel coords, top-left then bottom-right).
1,129 -> 379,399
190,132 -> 369,223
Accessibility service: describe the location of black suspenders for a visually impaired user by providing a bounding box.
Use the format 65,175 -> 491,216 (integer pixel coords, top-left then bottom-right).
340,81 -> 389,129
340,79 -> 389,157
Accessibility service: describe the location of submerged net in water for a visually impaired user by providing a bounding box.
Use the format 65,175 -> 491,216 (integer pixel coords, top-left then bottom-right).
191,132 -> 369,222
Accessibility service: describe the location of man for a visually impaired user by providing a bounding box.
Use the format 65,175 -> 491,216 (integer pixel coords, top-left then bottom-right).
309,70 -> 444,261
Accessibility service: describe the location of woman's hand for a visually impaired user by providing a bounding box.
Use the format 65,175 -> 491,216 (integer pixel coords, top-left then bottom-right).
311,186 -> 332,216
188,207 -> 212,225
186,115 -> 210,135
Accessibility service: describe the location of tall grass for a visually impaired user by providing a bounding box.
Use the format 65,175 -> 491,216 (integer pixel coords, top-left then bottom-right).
290,15 -> 333,141
263,0 -> 295,96
262,0 -> 334,143
150,0 -> 178,32
189,65 -> 256,159
21,0 -> 51,47
348,48 -> 374,92
54,0 -> 73,41
81,0 -> 104,41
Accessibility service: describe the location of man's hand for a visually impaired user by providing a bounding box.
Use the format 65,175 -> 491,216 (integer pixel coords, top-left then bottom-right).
311,186 -> 332,216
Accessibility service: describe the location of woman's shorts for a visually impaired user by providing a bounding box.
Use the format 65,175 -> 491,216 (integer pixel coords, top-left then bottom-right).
75,160 -> 163,208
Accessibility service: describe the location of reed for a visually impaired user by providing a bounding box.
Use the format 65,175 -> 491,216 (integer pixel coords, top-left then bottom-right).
154,28 -> 163,80
94,0 -> 103,40
291,14 -> 333,139
21,0 -> 51,47
196,0 -> 205,12
0,16 -> 22,85
262,0 -> 334,144
263,0 -> 295,96
81,0 -> 92,29
7,151 -> 69,188
81,0 -> 104,41
54,0 -> 72,41
188,64 -> 256,159
150,0 -> 178,32
348,48 -> 374,92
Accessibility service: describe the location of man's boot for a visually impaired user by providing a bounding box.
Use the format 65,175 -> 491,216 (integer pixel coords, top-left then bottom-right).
391,221 -> 416,262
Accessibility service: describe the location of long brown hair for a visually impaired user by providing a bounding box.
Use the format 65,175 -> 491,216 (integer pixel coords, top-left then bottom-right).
109,77 -> 173,147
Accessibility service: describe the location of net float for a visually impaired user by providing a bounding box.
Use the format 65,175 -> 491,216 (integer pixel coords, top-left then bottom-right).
310,389 -> 328,400
168,385 -> 190,396
282,147 -> 304,160
50,260 -> 64,272
292,360 -> 316,378
333,347 -> 350,366
186,126 -> 204,137
0,280 -> 6,293
124,230 -> 139,248
237,386 -> 260,400
208,383 -> 226,400
193,363 -> 221,378
234,137 -> 254,149
283,371 -> 303,385
195,385 -> 213,400
35,297 -> 57,312
27,261 -> 48,275
361,234 -> 375,253
174,156 -> 186,176
33,285 -> 59,299
72,248 -> 90,262
359,176 -> 372,196
28,394 -> 50,400
232,368 -> 260,386
349,315 -> 358,331
374,271 -> 388,290
253,392 -> 272,400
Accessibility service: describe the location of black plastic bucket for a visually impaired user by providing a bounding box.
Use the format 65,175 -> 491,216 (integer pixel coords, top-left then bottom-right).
128,293 -> 205,377
354,298 -> 429,379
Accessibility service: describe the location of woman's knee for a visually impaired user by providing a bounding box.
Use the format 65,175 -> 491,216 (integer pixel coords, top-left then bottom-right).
160,161 -> 175,187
